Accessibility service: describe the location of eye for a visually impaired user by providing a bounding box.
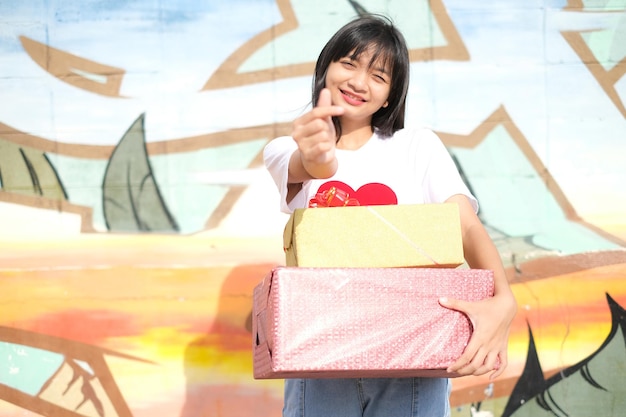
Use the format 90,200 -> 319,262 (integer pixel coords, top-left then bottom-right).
373,73 -> 388,83
340,59 -> 356,68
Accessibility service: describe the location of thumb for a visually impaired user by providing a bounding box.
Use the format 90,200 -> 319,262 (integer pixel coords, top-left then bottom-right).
318,88 -> 332,108
439,297 -> 471,319
440,297 -> 475,328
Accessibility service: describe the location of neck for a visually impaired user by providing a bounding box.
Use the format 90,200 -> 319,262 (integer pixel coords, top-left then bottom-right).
336,122 -> 373,150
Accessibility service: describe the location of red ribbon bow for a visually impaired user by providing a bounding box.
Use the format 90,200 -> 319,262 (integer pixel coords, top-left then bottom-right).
308,186 -> 360,208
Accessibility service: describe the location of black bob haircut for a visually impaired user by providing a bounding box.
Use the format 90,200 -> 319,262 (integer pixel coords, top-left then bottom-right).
312,14 -> 410,139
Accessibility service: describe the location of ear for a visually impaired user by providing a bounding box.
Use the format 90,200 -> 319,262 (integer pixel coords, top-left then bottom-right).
382,101 -> 389,108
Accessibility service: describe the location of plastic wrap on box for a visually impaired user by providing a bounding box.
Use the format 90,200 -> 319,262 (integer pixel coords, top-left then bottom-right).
253,267 -> 494,379
283,203 -> 463,268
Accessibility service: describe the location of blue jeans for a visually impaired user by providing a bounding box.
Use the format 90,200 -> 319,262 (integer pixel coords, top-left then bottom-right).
283,378 -> 451,417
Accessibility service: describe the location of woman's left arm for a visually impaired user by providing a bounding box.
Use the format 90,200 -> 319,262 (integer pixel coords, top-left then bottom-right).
441,194 -> 518,379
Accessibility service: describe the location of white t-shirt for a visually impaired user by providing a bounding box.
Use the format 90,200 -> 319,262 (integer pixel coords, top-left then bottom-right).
263,127 -> 478,214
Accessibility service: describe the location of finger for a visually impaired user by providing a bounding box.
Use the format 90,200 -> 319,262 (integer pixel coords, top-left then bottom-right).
312,88 -> 343,120
295,106 -> 344,127
481,350 -> 500,372
442,296 -> 476,375
447,348 -> 477,374
446,325 -> 487,375
490,364 -> 505,380
448,345 -> 485,376
293,123 -> 337,162
489,351 -> 508,380
301,132 -> 337,156
471,350 -> 500,377
438,296 -> 467,312
293,118 -> 333,140
439,297 -> 474,325
318,88 -> 332,107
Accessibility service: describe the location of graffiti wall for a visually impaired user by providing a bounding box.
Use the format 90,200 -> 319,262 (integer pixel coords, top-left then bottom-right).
1,0 -> 625,416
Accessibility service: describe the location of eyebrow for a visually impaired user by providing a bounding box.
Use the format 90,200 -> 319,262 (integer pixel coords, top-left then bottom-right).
373,65 -> 389,75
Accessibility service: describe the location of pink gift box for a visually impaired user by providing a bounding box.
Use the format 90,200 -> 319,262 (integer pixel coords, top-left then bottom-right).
253,267 -> 494,379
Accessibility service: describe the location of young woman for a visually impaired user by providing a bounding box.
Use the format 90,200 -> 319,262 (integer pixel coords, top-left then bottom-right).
264,14 -> 517,417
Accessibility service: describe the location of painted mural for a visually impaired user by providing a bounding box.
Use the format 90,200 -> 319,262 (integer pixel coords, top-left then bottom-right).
0,0 -> 624,416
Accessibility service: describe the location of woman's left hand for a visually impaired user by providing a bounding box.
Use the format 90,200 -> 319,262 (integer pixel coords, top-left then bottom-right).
439,292 -> 516,379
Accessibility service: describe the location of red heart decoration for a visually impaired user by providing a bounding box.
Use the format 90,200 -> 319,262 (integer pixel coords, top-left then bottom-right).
316,181 -> 397,206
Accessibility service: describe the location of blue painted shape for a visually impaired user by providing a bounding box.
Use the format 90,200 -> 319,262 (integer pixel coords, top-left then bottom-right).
0,342 -> 64,395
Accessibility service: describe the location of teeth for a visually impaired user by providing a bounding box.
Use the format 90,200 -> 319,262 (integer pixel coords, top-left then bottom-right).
343,90 -> 363,101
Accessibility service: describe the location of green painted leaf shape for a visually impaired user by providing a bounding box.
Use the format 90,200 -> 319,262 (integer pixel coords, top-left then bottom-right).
102,114 -> 178,232
0,139 -> 67,199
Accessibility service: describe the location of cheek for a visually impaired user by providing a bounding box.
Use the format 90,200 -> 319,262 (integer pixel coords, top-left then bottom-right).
374,85 -> 391,104
324,64 -> 341,84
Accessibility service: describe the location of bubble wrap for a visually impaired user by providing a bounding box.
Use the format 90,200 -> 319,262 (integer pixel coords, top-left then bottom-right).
253,267 -> 494,379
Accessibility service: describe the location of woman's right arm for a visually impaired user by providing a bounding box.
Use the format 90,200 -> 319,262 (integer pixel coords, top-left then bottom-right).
265,89 -> 344,207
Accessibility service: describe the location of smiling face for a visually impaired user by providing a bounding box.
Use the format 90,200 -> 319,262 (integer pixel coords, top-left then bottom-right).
325,48 -> 391,131
312,16 -> 410,139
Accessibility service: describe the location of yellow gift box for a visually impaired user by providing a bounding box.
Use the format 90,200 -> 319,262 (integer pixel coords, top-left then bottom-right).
283,203 -> 464,268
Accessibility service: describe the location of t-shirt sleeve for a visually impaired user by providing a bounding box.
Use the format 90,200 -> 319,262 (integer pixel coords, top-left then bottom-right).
420,130 -> 479,213
263,136 -> 305,213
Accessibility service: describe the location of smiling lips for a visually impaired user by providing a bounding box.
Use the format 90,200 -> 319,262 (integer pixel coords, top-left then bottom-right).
340,89 -> 366,105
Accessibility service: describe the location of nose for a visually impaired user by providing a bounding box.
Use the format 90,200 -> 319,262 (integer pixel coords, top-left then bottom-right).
348,69 -> 368,92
